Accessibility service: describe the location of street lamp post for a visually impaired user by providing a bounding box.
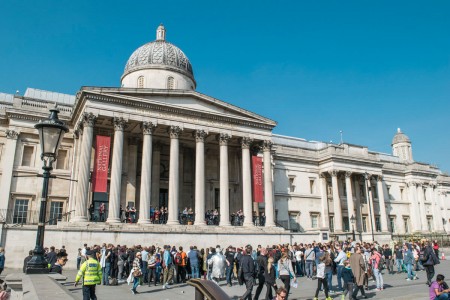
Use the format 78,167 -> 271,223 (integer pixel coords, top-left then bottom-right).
350,214 -> 356,241
26,107 -> 68,274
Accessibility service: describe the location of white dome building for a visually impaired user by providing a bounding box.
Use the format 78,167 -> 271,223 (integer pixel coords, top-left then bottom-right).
121,24 -> 196,90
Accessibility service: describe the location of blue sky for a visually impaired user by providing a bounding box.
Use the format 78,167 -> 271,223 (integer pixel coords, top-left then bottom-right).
0,1 -> 449,171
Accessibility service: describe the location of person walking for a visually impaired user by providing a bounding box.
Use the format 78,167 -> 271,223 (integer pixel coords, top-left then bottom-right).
75,250 -> 102,300
349,246 -> 367,300
313,255 -> 331,300
395,245 -> 404,274
383,244 -> 393,274
130,252 -> 142,295
334,246 -> 347,292
370,248 -> 384,291
254,248 -> 268,300
239,245 -> 255,300
224,246 -> 236,286
404,244 -> 418,281
423,241 -> 439,286
341,260 -> 354,300
188,246 -> 200,279
264,256 -> 277,300
162,245 -> 174,289
304,244 -> 315,279
278,251 -> 296,300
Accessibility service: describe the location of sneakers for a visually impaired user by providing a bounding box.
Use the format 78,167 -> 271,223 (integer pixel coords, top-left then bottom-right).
326,297 -> 332,300
329,290 -> 335,294
341,295 -> 345,300
130,288 -> 136,295
406,278 -> 411,281
313,298 -> 319,300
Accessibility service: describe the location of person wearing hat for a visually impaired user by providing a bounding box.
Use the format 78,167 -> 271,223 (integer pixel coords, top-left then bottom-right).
75,250 -> 102,300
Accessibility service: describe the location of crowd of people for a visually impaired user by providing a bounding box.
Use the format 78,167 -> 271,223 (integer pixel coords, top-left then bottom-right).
14,238 -> 447,300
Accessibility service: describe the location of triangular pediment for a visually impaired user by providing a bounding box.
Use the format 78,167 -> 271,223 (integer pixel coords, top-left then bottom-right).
80,87 -> 277,128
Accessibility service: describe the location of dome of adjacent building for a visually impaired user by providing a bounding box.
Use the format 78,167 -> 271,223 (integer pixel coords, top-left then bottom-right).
392,128 -> 411,145
121,25 -> 196,90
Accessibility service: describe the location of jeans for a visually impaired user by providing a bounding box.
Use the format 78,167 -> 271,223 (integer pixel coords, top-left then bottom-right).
142,261 -> 148,283
337,265 -> 344,290
373,268 -> 383,289
396,259 -> 403,272
77,257 -> 81,270
352,285 -> 366,299
163,265 -> 174,285
148,267 -> 157,285
436,293 -> 449,300
102,262 -> 111,285
406,263 -> 415,279
226,265 -> 233,284
82,285 -> 97,300
191,265 -> 200,279
325,270 -> 333,291
343,282 -> 354,299
305,261 -> 314,278
280,275 -> 291,299
117,262 -> 124,280
296,261 -> 304,276
425,265 -> 435,283
132,277 -> 139,291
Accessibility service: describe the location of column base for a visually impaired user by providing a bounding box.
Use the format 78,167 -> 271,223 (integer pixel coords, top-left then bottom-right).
166,220 -> 180,225
194,221 -> 206,226
265,223 -> 276,228
220,222 -> 231,227
137,219 -> 150,224
243,222 -> 254,227
70,216 -> 88,223
106,218 -> 121,224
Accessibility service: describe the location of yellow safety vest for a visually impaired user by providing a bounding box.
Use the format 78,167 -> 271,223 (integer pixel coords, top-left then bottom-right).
75,258 -> 102,286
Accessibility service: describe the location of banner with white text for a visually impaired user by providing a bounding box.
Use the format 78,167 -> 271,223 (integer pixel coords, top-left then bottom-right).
92,136 -> 111,193
252,156 -> 263,203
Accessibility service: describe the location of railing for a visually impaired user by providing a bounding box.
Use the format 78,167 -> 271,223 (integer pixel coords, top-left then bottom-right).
0,209 -> 73,226
392,233 -> 450,247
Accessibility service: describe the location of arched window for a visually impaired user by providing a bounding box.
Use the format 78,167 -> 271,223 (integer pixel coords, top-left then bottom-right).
167,76 -> 174,89
137,76 -> 144,88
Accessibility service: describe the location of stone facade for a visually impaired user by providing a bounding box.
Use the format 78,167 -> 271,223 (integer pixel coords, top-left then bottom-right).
0,26 -> 449,269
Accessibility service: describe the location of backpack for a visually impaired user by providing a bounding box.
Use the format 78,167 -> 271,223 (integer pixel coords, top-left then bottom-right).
378,254 -> 385,271
175,252 -> 182,265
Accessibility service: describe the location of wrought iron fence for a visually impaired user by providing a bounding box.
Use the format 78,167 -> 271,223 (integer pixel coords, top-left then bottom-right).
392,233 -> 450,247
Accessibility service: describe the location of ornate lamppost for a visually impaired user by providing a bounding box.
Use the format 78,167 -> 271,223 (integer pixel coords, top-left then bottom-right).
26,107 -> 68,274
350,214 -> 356,241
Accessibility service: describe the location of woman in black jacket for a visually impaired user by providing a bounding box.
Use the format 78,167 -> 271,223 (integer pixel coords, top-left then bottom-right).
264,256 -> 277,300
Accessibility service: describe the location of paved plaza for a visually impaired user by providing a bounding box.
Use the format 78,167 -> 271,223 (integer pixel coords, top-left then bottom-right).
4,259 -> 446,300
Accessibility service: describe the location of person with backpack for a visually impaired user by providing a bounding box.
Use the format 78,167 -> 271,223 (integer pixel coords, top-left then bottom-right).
370,248 -> 384,291
423,241 -> 440,286
175,246 -> 187,283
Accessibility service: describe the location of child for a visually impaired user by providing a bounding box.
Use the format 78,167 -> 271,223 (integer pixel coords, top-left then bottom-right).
341,260 -> 354,300
313,255 -> 332,300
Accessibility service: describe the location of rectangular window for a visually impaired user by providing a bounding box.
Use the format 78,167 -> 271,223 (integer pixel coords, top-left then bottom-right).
311,214 -> 318,229
404,217 -> 410,233
288,176 -> 296,193
56,149 -> 68,170
309,179 -> 316,194
288,212 -> 300,232
387,185 -> 391,200
424,188 -> 427,201
389,217 -> 396,233
329,216 -> 335,232
362,216 -> 367,232
13,199 -> 29,224
21,145 -> 34,167
371,186 -> 378,199
427,217 -> 433,232
400,187 -> 405,201
375,216 -> 381,232
49,201 -> 64,225
343,216 -> 349,232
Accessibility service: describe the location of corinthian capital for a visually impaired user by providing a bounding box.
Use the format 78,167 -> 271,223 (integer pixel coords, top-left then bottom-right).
168,125 -> 182,139
377,175 -> 384,182
240,137 -> 253,149
345,171 -> 352,178
263,140 -> 273,151
217,133 -> 231,146
82,112 -> 97,127
113,117 -> 127,131
194,130 -> 208,143
330,170 -> 339,177
406,181 -> 416,187
5,130 -> 19,140
141,121 -> 156,135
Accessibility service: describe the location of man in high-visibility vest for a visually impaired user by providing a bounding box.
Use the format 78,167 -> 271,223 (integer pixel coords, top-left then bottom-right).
75,250 -> 102,300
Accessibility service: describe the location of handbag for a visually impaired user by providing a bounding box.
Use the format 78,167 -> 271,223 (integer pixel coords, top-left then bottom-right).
133,269 -> 142,277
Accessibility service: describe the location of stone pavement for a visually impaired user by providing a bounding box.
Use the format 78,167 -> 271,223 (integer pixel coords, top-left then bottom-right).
5,260 -> 450,299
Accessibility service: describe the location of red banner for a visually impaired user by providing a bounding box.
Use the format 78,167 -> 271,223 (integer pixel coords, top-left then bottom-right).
92,136 -> 111,193
252,156 -> 263,203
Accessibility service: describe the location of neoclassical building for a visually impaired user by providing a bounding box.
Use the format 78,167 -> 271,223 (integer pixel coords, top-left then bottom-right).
0,25 -> 449,268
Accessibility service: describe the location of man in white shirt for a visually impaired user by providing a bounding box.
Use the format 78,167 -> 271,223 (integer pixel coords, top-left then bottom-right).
294,247 -> 303,277
334,246 -> 347,291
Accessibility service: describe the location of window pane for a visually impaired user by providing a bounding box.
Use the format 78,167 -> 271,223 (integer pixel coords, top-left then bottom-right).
56,150 -> 67,169
49,201 -> 64,225
22,146 -> 34,167
13,199 -> 29,223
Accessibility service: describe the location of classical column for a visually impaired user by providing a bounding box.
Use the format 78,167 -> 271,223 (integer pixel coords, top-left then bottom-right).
151,143 -> 161,209
430,184 -> 443,232
263,140 -> 275,227
365,174 -> 376,234
439,191 -> 448,232
376,175 -> 389,232
417,182 -> 428,231
241,137 -> 253,226
138,122 -> 155,224
345,172 -> 355,224
319,173 -> 330,229
331,170 -> 343,232
106,117 -> 126,223
407,181 -> 421,232
194,130 -> 207,225
167,126 -> 182,225
126,137 -> 138,207
68,130 -> 80,217
353,176 -> 363,233
72,113 -> 96,222
0,130 -> 19,212
219,133 -> 231,226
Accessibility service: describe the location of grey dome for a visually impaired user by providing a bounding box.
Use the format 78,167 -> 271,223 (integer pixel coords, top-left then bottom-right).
392,128 -> 411,145
122,25 -> 194,82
